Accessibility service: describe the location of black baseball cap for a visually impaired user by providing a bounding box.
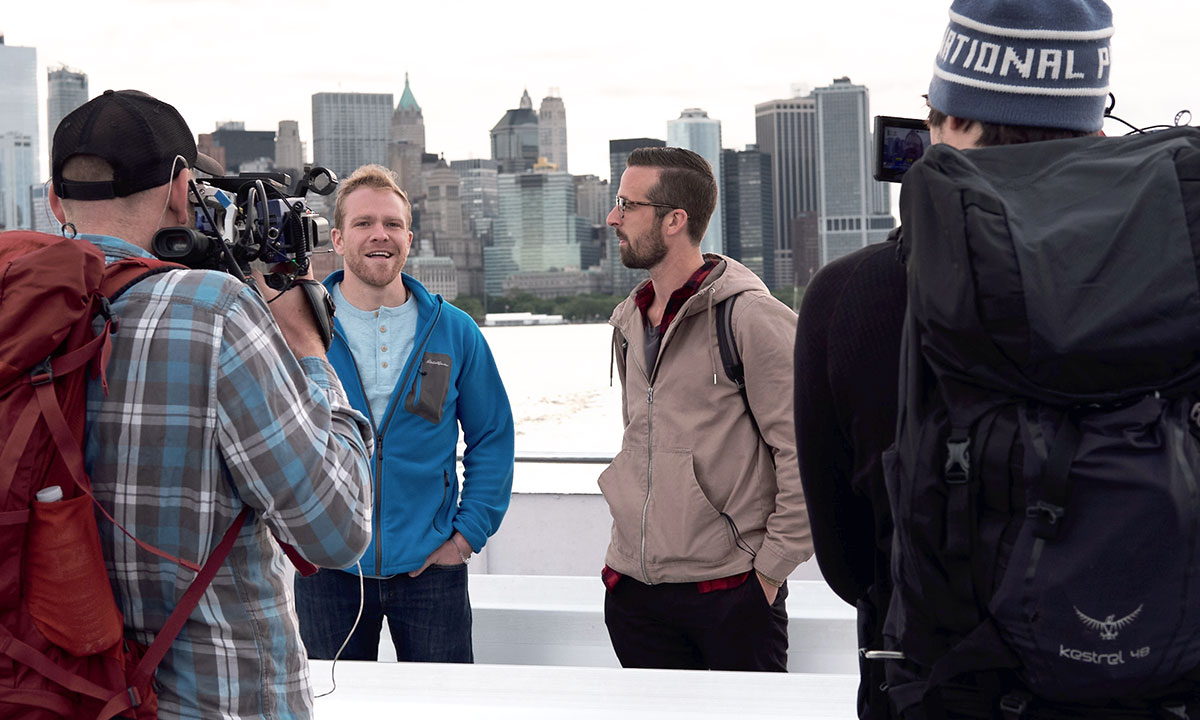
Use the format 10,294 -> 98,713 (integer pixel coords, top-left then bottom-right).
52,89 -> 224,201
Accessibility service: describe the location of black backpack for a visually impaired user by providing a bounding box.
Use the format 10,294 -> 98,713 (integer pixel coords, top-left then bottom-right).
881,127 -> 1200,718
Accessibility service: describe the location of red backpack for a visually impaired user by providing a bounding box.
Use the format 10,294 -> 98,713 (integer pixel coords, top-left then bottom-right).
0,231 -> 251,719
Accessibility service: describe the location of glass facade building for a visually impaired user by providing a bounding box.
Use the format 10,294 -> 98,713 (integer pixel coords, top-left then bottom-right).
311,92 -> 393,181
666,109 -> 723,255
0,38 -> 38,230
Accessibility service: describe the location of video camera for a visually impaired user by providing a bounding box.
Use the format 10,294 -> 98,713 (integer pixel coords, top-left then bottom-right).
150,166 -> 340,349
151,165 -> 337,285
873,116 -> 931,183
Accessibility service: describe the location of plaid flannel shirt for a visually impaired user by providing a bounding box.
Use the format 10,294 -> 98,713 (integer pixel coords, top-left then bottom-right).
82,235 -> 373,719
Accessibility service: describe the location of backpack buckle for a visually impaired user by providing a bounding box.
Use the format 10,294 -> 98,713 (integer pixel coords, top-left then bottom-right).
30,358 -> 53,386
944,438 -> 971,483
1028,500 -> 1066,539
999,690 -> 1031,719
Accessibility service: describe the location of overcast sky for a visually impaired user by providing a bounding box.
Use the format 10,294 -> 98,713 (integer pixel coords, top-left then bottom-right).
5,0 -> 1196,184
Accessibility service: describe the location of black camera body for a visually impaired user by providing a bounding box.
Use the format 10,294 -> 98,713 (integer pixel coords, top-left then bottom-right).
874,116 -> 931,183
152,166 -> 337,279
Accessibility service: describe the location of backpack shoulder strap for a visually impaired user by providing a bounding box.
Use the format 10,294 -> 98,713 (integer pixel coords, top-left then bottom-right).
100,257 -> 185,304
715,295 -> 756,426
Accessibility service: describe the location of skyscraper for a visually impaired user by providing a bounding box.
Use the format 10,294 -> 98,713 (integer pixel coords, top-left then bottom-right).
275,120 -> 305,180
0,36 -> 39,230
390,73 -> 426,195
537,91 -> 568,172
755,94 -> 818,287
721,145 -> 775,286
484,171 -> 586,296
812,77 -> 893,267
209,121 -> 276,174
47,66 -> 88,150
666,109 -> 723,255
490,90 -> 539,174
422,157 -> 482,297
450,158 -> 500,256
311,92 -> 392,181
607,137 -> 664,294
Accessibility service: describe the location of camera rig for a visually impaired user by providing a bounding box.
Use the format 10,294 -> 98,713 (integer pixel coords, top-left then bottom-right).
150,165 -> 339,348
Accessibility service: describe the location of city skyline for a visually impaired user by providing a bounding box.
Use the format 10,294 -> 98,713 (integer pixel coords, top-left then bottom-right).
4,0 -> 1194,186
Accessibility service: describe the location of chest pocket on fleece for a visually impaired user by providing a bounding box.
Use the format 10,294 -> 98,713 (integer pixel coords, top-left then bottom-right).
405,352 -> 452,424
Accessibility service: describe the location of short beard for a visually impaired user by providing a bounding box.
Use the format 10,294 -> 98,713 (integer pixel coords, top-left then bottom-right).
619,225 -> 668,270
342,254 -> 403,288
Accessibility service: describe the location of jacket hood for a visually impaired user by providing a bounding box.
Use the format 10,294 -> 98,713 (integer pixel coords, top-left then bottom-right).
609,254 -> 768,331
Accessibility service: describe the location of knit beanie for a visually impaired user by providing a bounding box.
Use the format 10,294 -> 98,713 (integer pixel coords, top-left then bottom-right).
928,0 -> 1113,132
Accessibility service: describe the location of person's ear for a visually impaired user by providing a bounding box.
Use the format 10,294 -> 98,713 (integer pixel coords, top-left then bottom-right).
48,184 -> 67,225
166,171 -> 192,226
331,227 -> 345,256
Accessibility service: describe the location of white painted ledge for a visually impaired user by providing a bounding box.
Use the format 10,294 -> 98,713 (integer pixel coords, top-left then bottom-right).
311,660 -> 859,719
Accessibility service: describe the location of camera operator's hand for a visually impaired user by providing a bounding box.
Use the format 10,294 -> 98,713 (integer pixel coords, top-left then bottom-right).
253,265 -> 328,360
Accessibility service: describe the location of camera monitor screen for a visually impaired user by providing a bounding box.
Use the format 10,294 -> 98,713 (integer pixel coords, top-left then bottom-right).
874,116 -> 931,183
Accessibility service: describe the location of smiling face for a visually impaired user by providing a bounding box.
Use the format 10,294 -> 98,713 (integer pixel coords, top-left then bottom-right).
331,185 -> 413,294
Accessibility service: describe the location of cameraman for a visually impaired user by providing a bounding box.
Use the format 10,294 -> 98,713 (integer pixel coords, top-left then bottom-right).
48,90 -> 373,718
793,1 -> 1108,717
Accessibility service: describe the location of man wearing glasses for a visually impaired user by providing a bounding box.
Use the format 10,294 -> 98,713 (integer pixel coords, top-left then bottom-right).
598,146 -> 811,671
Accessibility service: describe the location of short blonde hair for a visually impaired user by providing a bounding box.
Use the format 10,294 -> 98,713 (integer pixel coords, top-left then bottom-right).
333,164 -> 412,230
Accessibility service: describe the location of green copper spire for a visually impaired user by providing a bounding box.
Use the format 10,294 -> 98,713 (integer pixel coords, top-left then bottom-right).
398,73 -> 421,112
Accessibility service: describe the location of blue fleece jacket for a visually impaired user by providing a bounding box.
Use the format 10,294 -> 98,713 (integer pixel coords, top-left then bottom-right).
323,271 -> 515,575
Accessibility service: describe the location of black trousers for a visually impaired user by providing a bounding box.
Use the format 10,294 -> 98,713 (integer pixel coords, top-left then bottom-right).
603,575 -> 789,671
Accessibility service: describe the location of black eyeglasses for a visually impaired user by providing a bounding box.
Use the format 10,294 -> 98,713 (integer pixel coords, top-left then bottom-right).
614,196 -> 677,218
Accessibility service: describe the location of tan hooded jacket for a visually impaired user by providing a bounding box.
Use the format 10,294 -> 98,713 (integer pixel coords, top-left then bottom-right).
601,255 -> 812,584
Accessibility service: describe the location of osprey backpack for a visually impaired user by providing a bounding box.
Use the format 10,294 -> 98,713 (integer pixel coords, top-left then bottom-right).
881,127 -> 1200,718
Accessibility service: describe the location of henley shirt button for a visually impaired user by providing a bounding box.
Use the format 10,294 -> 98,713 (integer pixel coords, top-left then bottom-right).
380,326 -> 387,333
382,361 -> 389,368
381,345 -> 388,352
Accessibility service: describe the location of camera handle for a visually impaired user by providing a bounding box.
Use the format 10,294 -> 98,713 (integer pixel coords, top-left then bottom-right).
292,279 -> 336,352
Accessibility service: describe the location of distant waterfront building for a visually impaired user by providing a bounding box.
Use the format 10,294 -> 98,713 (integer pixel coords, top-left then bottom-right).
451,158 -> 501,255
537,91 -> 568,172
275,120 -> 305,181
484,171 -> 588,296
812,77 -> 893,266
210,121 -> 275,174
312,92 -> 393,181
503,266 -> 606,299
667,109 -> 724,255
407,238 -> 459,300
755,93 -> 818,287
390,73 -> 426,195
47,66 -> 88,149
606,137 -> 664,294
721,145 -> 775,286
490,90 -> 539,174
0,37 -> 39,229
29,182 -> 53,232
423,157 -> 482,297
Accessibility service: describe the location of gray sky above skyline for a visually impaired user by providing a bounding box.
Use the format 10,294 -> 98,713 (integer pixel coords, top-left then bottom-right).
6,0 -> 1196,185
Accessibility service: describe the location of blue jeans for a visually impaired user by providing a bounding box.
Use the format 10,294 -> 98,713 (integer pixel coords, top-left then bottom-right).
294,564 -> 473,663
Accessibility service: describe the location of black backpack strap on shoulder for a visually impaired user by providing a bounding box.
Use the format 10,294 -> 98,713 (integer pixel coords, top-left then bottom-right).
715,295 -> 752,418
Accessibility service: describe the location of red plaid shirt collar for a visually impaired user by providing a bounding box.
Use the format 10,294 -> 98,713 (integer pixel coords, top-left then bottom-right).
634,259 -> 719,334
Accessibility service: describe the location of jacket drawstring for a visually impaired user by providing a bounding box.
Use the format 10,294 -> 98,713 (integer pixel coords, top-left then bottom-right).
706,288 -> 718,385
609,327 -> 617,387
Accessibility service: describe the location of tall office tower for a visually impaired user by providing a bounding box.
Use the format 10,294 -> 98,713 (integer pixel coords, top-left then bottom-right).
812,77 -> 894,267
537,90 -> 568,172
312,92 -> 393,182
389,73 -> 426,195
450,158 -> 500,250
490,90 -> 539,174
0,37 -> 39,230
573,174 -> 610,271
721,145 -> 775,286
47,66 -> 88,149
755,93 -> 818,287
667,108 -> 723,255
275,120 -> 304,180
484,171 -> 586,296
422,158 -> 481,296
210,121 -> 276,174
607,137 -> 664,294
